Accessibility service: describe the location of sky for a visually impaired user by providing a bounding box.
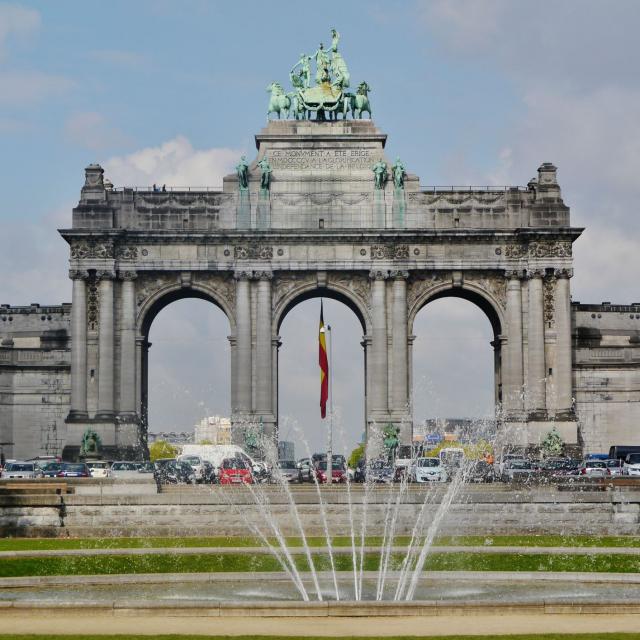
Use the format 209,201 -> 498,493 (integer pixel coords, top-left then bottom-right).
1,1 -> 639,455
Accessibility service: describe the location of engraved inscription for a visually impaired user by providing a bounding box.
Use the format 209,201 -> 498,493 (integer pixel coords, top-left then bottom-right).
269,148 -> 372,171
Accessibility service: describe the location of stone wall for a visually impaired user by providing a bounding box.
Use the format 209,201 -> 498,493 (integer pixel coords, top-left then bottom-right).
573,302 -> 640,453
1,485 -> 638,537
0,304 -> 71,460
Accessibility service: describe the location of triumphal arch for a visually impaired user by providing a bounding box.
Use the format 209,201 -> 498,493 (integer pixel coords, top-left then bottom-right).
60,32 -> 580,456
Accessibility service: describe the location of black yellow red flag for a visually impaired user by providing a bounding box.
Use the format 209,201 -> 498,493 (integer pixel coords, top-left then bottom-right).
319,300 -> 329,419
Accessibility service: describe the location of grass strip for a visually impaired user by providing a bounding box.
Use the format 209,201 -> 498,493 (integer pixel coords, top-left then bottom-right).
0,534 -> 639,552
0,551 -> 639,577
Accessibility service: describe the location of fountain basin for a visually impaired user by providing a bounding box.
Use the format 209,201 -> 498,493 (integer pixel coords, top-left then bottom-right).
2,571 -> 640,611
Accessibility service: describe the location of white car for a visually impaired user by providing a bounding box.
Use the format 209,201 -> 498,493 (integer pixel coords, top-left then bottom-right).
178,455 -> 206,483
623,453 -> 640,477
86,461 -> 111,478
412,457 -> 448,483
1,461 -> 37,479
109,461 -> 141,479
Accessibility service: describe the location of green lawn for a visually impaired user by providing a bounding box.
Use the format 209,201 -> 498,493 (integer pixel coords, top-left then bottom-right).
0,534 -> 638,551
0,550 -> 638,577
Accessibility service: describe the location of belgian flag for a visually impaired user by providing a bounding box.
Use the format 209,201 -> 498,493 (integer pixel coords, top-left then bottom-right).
319,300 -> 329,419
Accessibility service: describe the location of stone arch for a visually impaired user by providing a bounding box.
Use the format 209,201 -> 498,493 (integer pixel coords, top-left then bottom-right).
408,280 -> 505,338
273,279 -> 372,335
137,281 -> 236,338
409,279 -> 506,412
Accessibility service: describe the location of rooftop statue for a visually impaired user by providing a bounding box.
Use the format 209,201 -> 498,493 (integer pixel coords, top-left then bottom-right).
258,156 -> 272,191
392,157 -> 406,189
236,156 -> 249,190
267,28 -> 369,121
372,159 -> 388,190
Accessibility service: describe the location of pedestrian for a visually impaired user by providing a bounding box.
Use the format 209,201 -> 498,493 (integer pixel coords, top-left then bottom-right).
162,184 -> 166,192
152,183 -> 158,192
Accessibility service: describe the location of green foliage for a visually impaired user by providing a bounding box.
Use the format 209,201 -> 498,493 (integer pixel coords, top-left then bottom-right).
197,439 -> 213,445
348,443 -> 365,468
148,440 -> 178,462
541,426 -> 565,456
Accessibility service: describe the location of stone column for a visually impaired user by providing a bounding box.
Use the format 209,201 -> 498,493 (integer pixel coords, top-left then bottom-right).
119,272 -> 137,417
526,270 -> 546,415
369,270 -> 389,415
255,271 -> 273,415
504,271 -> 524,412
234,271 -> 252,413
69,270 -> 89,419
554,268 -> 573,414
391,271 -> 409,413
96,271 -> 115,419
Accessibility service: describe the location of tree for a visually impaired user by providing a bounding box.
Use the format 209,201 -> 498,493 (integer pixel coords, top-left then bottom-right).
541,427 -> 564,456
149,440 -> 178,462
348,443 -> 365,468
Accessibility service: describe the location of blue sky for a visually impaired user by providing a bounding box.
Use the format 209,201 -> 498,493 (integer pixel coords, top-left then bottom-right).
2,1 -> 639,452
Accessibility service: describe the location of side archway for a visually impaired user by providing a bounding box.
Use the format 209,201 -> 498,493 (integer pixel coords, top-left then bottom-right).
135,282 -> 235,444
409,281 -> 505,429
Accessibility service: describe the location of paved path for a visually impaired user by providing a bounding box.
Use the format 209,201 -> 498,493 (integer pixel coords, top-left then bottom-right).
1,544 -> 639,558
2,610 -> 640,637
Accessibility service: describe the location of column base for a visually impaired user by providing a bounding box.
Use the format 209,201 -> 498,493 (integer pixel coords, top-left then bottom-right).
66,411 -> 89,423
94,411 -> 116,420
117,412 -> 141,424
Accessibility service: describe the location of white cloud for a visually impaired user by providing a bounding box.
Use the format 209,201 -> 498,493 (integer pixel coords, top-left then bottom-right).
64,111 -> 131,151
0,70 -> 74,105
104,135 -> 242,187
0,3 -> 40,61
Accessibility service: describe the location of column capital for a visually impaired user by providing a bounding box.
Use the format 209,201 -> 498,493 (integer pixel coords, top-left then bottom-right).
233,270 -> 252,281
505,269 -> 523,280
554,268 -> 573,279
526,268 -> 545,279
369,269 -> 389,281
96,270 -> 116,281
69,269 -> 90,281
119,271 -> 138,281
390,269 -> 409,280
254,270 -> 273,281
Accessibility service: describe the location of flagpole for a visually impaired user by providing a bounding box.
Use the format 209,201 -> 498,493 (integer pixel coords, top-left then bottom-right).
327,323 -> 333,485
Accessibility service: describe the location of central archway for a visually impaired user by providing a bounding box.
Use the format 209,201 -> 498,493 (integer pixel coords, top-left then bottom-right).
275,286 -> 369,460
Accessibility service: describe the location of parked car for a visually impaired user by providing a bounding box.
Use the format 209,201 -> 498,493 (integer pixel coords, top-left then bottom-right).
56,462 -> 91,478
110,461 -> 142,479
353,458 -> 366,483
153,458 -> 196,484
467,459 -> 495,483
500,459 -> 538,483
218,457 -> 253,485
623,453 -> 640,477
86,461 -> 111,478
178,455 -> 207,483
276,460 -> 301,483
412,457 -> 448,483
202,460 -> 217,483
366,460 -> 394,484
137,461 -> 155,474
579,460 -> 609,477
314,459 -> 347,483
550,459 -> 582,478
297,458 -> 315,483
35,461 -> 63,478
1,461 -> 37,479
605,458 -> 625,477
